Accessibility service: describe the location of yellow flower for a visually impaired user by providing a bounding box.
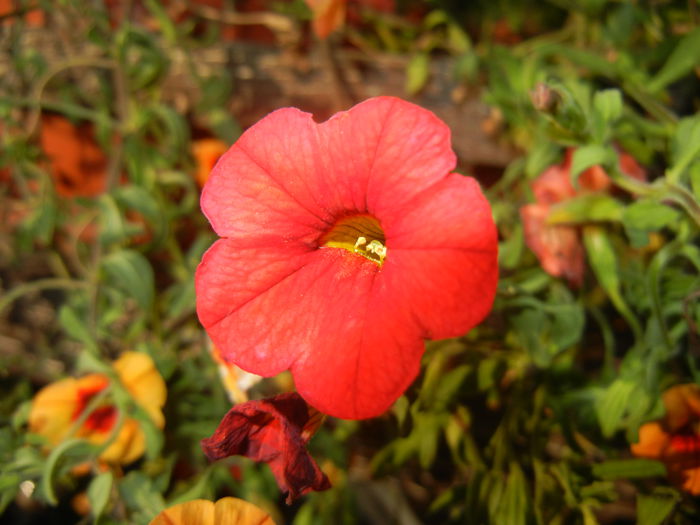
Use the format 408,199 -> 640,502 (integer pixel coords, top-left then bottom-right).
632,384 -> 700,495
29,351 -> 166,465
149,498 -> 275,525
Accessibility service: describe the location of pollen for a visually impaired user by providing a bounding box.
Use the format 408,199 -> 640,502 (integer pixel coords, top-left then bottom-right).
322,215 -> 387,266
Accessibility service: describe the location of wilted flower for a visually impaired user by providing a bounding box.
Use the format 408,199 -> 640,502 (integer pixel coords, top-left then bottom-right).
29,351 -> 166,465
520,149 -> 645,286
632,384 -> 700,495
201,393 -> 329,503
149,497 -> 275,525
196,96 -> 498,419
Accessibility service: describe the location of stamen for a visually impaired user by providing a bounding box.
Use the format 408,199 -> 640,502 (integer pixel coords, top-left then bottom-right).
322,215 -> 387,266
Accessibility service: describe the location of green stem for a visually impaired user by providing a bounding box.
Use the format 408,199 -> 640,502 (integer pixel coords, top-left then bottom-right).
0,278 -> 89,316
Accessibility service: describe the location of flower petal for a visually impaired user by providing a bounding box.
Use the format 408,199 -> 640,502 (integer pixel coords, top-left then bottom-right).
520,203 -> 584,287
29,377 -> 81,445
631,422 -> 671,459
201,393 -> 330,503
201,108 -> 331,243
149,497 -> 275,525
201,97 -> 456,245
199,236 -> 423,419
318,97 -> 456,217
289,252 -> 425,419
195,239 -> 317,376
98,418 -> 145,464
113,351 -> 167,428
306,0 -> 347,39
381,173 -> 498,338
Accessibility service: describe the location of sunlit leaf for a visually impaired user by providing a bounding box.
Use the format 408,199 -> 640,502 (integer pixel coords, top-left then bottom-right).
648,26 -> 700,92
406,53 -> 430,95
101,249 -> 155,312
87,471 -> 114,521
592,458 -> 666,480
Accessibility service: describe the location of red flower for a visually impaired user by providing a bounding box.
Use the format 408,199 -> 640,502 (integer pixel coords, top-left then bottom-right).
201,393 -> 330,503
196,96 -> 498,419
520,149 -> 645,287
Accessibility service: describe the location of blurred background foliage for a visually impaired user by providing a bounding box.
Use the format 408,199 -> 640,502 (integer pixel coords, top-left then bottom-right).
1,0 -> 699,523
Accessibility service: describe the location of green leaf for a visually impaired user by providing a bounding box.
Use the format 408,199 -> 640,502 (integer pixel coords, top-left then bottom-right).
595,379 -> 635,438
571,145 -> 614,186
20,196 -> 56,248
592,458 -> 666,480
132,405 -> 163,460
118,471 -> 165,520
113,185 -> 160,224
667,115 -> 700,184
58,304 -> 97,348
492,464 -> 528,525
0,473 -> 20,515
583,227 -> 642,341
637,488 -> 681,525
649,27 -> 700,92
593,89 -> 622,123
87,471 -> 113,521
101,250 -> 155,312
622,200 -> 679,232
98,194 -> 127,245
447,23 -> 471,53
689,161 -> 700,199
406,53 -> 430,95
41,439 -> 95,505
548,194 -> 623,224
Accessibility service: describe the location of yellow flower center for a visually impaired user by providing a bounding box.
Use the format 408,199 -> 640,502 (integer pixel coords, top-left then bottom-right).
322,215 -> 387,266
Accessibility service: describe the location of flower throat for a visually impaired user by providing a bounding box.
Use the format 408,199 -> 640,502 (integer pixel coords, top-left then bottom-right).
322,215 -> 386,266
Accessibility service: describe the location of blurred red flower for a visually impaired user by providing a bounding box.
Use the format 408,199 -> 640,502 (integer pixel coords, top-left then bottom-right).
520,149 -> 645,287
201,393 -> 329,503
632,384 -> 700,495
196,96 -> 498,419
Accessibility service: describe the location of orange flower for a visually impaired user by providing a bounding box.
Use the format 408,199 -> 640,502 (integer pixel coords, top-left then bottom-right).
149,497 -> 275,525
305,0 -> 346,39
631,384 -> 700,495
192,138 -> 228,188
29,351 -> 166,465
39,114 -> 109,198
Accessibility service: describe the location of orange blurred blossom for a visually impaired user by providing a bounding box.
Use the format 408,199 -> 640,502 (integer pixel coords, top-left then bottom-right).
149,497 -> 275,525
631,383 -> 700,495
29,351 -> 166,465
192,138 -> 228,188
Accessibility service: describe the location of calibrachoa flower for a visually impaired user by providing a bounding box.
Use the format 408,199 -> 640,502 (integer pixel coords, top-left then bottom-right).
195,96 -> 498,420
632,384 -> 700,495
29,351 -> 166,465
520,149 -> 645,287
149,497 -> 275,525
201,393 -> 329,503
